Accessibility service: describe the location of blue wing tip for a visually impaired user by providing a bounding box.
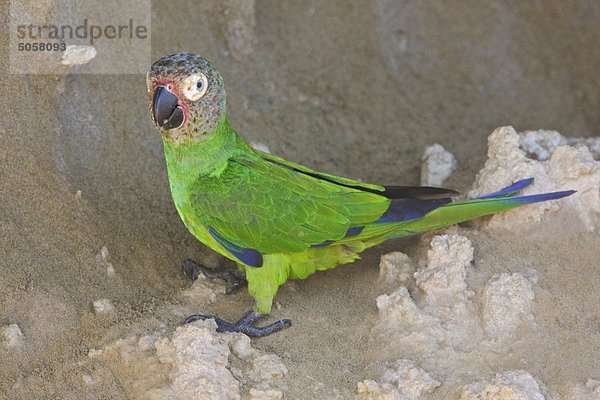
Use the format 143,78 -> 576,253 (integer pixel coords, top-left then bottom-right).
516,177 -> 535,186
524,177 -> 535,184
478,177 -> 576,204
477,177 -> 536,199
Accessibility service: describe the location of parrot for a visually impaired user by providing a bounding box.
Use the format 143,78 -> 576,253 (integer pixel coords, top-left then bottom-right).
146,52 -> 575,336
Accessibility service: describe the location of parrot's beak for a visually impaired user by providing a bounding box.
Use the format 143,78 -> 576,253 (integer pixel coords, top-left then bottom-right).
152,86 -> 184,130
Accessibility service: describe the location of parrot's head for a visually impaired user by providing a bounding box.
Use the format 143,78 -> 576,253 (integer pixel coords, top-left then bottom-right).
147,53 -> 226,143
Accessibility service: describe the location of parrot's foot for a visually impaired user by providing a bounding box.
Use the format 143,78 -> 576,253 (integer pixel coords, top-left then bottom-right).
183,311 -> 292,337
181,259 -> 246,295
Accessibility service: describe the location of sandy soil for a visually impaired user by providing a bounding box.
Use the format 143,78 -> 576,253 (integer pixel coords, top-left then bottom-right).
1,1 -> 599,399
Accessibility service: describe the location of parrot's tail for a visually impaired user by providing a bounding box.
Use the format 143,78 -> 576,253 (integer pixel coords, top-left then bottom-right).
389,178 -> 575,238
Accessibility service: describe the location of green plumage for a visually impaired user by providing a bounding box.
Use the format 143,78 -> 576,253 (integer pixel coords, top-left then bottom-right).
163,117 -> 386,312
148,53 -> 574,315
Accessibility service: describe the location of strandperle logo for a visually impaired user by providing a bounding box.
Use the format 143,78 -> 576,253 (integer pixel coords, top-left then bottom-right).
16,19 -> 148,46
9,0 -> 151,74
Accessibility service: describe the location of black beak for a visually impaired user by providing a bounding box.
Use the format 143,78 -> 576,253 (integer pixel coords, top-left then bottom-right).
152,86 -> 184,129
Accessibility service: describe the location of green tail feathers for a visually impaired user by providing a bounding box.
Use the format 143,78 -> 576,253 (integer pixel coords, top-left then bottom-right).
390,180 -> 575,238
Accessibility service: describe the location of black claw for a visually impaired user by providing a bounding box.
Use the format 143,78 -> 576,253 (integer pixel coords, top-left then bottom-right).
181,259 -> 203,281
181,259 -> 246,295
183,311 -> 292,337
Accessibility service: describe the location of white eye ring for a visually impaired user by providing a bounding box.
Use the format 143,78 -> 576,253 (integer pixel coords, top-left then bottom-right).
182,73 -> 209,101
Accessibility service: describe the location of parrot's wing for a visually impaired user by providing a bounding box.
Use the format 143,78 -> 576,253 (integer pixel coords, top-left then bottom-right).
190,153 -> 391,261
257,150 -> 458,199
256,151 -> 385,192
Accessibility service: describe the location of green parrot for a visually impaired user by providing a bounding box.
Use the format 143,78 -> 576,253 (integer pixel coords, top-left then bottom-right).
146,53 -> 574,336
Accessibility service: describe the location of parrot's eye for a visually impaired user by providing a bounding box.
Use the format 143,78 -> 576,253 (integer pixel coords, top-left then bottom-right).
182,73 -> 209,101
